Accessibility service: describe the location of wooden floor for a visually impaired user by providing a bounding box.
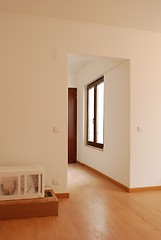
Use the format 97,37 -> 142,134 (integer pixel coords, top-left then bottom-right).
1,163 -> 161,240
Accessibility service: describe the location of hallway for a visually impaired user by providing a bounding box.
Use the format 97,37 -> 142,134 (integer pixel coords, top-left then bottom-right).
1,163 -> 161,240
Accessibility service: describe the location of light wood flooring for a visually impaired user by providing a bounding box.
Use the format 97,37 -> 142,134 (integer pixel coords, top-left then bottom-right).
1,163 -> 161,240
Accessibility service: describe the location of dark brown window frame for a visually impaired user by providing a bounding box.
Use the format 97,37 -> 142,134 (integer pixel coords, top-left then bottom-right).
87,76 -> 104,149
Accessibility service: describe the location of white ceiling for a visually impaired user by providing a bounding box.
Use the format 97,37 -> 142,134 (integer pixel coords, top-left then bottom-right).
68,55 -> 124,72
1,0 -> 161,33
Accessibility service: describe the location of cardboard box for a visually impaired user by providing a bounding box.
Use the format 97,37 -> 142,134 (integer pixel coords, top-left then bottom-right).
0,189 -> 58,220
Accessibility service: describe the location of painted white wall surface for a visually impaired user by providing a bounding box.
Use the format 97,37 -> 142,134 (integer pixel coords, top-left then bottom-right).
77,61 -> 130,187
1,12 -> 161,191
68,71 -> 78,88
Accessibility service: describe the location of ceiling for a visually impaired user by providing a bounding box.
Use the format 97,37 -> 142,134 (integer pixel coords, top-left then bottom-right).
1,0 -> 161,33
68,55 -> 124,72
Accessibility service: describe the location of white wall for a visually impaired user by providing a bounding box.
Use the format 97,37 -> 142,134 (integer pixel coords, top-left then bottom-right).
0,13 -> 68,193
68,71 -> 78,88
77,61 -> 130,186
1,12 -> 161,191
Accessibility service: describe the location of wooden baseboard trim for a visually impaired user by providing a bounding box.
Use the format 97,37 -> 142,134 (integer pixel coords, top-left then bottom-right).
129,186 -> 161,193
55,193 -> 69,198
77,161 -> 129,192
77,161 -> 161,193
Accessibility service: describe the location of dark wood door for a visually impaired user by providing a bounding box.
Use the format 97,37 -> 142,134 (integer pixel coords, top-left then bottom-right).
68,88 -> 77,163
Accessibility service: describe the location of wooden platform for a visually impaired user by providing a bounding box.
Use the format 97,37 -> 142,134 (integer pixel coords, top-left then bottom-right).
0,189 -> 58,220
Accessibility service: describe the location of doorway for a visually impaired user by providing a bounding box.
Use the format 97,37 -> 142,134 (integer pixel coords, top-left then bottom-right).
68,88 -> 77,163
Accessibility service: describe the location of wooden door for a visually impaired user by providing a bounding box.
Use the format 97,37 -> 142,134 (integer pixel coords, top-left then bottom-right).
68,88 -> 77,163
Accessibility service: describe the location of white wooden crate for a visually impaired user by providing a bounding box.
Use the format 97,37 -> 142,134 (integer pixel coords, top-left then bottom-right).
0,166 -> 45,200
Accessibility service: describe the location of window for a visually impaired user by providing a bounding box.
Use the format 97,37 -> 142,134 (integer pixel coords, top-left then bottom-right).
87,77 -> 104,149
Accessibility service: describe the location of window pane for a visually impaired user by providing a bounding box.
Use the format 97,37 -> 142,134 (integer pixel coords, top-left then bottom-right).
96,82 -> 104,144
88,87 -> 94,142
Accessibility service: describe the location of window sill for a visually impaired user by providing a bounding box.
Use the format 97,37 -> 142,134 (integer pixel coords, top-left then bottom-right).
85,143 -> 104,151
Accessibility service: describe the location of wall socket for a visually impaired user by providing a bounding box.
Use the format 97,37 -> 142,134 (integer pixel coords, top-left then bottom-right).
52,179 -> 59,186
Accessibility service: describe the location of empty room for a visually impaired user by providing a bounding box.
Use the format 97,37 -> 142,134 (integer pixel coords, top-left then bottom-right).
1,1 -> 161,239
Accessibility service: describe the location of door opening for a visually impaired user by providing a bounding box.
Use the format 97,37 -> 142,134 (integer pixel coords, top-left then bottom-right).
68,88 -> 77,163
